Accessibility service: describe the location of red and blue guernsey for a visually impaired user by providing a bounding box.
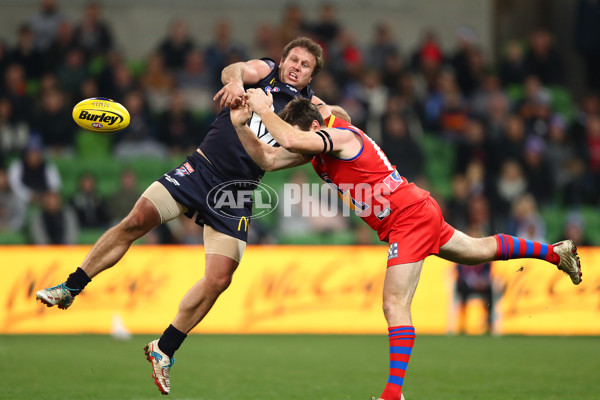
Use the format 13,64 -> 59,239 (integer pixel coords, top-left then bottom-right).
311,115 -> 430,242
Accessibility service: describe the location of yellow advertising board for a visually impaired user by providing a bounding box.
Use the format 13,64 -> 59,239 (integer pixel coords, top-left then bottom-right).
491,247 -> 599,335
0,245 -> 595,335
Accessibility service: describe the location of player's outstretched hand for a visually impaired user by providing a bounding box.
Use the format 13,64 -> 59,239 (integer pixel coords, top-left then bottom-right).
214,81 -> 245,109
245,88 -> 273,115
230,103 -> 252,127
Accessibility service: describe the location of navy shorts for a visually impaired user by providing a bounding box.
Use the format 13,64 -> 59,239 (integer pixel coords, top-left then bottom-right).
157,152 -> 255,242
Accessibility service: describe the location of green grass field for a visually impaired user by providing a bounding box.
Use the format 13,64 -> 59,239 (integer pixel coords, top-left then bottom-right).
2,334 -> 598,400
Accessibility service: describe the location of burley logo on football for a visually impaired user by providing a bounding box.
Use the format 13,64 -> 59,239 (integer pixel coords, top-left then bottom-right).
207,180 -> 279,220
77,109 -> 124,126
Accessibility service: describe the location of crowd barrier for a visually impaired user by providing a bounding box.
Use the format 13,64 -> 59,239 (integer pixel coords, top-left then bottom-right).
1,246 -> 596,335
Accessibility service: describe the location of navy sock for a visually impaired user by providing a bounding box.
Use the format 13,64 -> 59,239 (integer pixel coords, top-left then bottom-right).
64,267 -> 91,296
158,324 -> 187,358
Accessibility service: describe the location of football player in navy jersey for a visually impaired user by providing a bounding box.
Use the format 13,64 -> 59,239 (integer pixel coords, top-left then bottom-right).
35,37 -> 325,395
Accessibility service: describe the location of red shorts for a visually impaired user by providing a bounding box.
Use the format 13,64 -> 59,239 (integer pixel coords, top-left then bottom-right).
386,196 -> 455,267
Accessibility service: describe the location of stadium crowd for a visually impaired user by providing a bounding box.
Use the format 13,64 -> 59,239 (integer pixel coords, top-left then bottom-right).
0,0 -> 598,246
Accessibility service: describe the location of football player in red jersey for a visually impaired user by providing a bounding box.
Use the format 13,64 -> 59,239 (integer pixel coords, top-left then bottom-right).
231,89 -> 582,400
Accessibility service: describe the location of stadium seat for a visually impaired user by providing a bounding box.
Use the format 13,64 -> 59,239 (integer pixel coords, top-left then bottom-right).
77,228 -> 106,244
540,206 -> 568,243
0,231 -> 28,245
581,207 -> 600,245
75,129 -> 113,159
549,85 -> 574,121
420,134 -> 455,199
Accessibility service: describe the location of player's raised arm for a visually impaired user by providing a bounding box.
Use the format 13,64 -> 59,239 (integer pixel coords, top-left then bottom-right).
213,59 -> 273,109
245,88 -> 361,158
230,103 -> 310,172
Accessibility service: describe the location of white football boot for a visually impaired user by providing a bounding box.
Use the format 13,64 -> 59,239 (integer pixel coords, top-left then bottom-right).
553,240 -> 582,285
36,283 -> 76,309
144,339 -> 175,395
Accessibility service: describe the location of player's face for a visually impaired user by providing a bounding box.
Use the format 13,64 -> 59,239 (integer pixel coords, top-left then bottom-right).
279,47 -> 316,89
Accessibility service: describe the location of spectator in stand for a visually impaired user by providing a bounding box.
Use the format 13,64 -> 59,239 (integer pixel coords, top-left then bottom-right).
277,3 -> 309,47
546,115 -> 586,206
583,114 -> 600,203
380,112 -> 424,182
7,135 -> 61,205
517,80 -> 553,139
252,23 -> 280,61
492,115 -> 527,169
454,257 -> 493,335
381,51 -> 406,93
44,20 -> 76,73
482,91 -> 511,142
29,190 -> 79,245
176,48 -> 213,90
451,25 -> 485,98
308,70 -> 341,106
491,159 -> 528,229
570,92 -> 600,145
455,117 -> 489,175
424,69 -> 468,140
105,60 -> 139,103
175,49 -> 214,113
310,2 -> 340,53
33,88 -> 76,155
411,29 -> 445,98
204,20 -> 248,82
469,72 -> 504,119
0,167 -> 27,233
445,174 -> 470,232
158,90 -> 199,155
73,1 -> 113,62
385,91 -> 424,141
36,73 -> 61,103
522,136 -> 555,207
114,90 -> 165,159
328,28 -> 364,88
353,69 -> 388,142
56,47 -> 89,95
157,19 -> 195,72
1,64 -> 34,124
524,29 -> 564,85
561,210 -> 591,247
76,77 -> 100,103
9,24 -> 44,80
454,195 -> 494,334
70,172 -> 109,229
106,169 -> 140,225
366,21 -> 400,72
575,0 -> 600,94
0,97 -> 29,157
507,193 -> 546,243
28,0 -> 66,53
140,52 -> 175,112
499,40 -> 527,87
465,159 -> 486,197
0,41 -> 9,85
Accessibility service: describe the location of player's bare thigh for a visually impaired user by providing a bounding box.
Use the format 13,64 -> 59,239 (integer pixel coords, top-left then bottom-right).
141,181 -> 187,223
142,181 -> 246,263
438,229 -> 496,265
203,225 -> 246,263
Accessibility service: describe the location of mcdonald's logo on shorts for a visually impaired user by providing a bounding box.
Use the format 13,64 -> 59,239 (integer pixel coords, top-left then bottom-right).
238,216 -> 249,232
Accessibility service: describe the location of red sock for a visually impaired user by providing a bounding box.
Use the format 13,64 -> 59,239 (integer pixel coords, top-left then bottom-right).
380,326 -> 415,400
494,234 -> 559,264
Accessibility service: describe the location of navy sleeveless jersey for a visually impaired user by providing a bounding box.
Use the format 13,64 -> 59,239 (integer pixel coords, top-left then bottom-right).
199,58 -> 314,183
